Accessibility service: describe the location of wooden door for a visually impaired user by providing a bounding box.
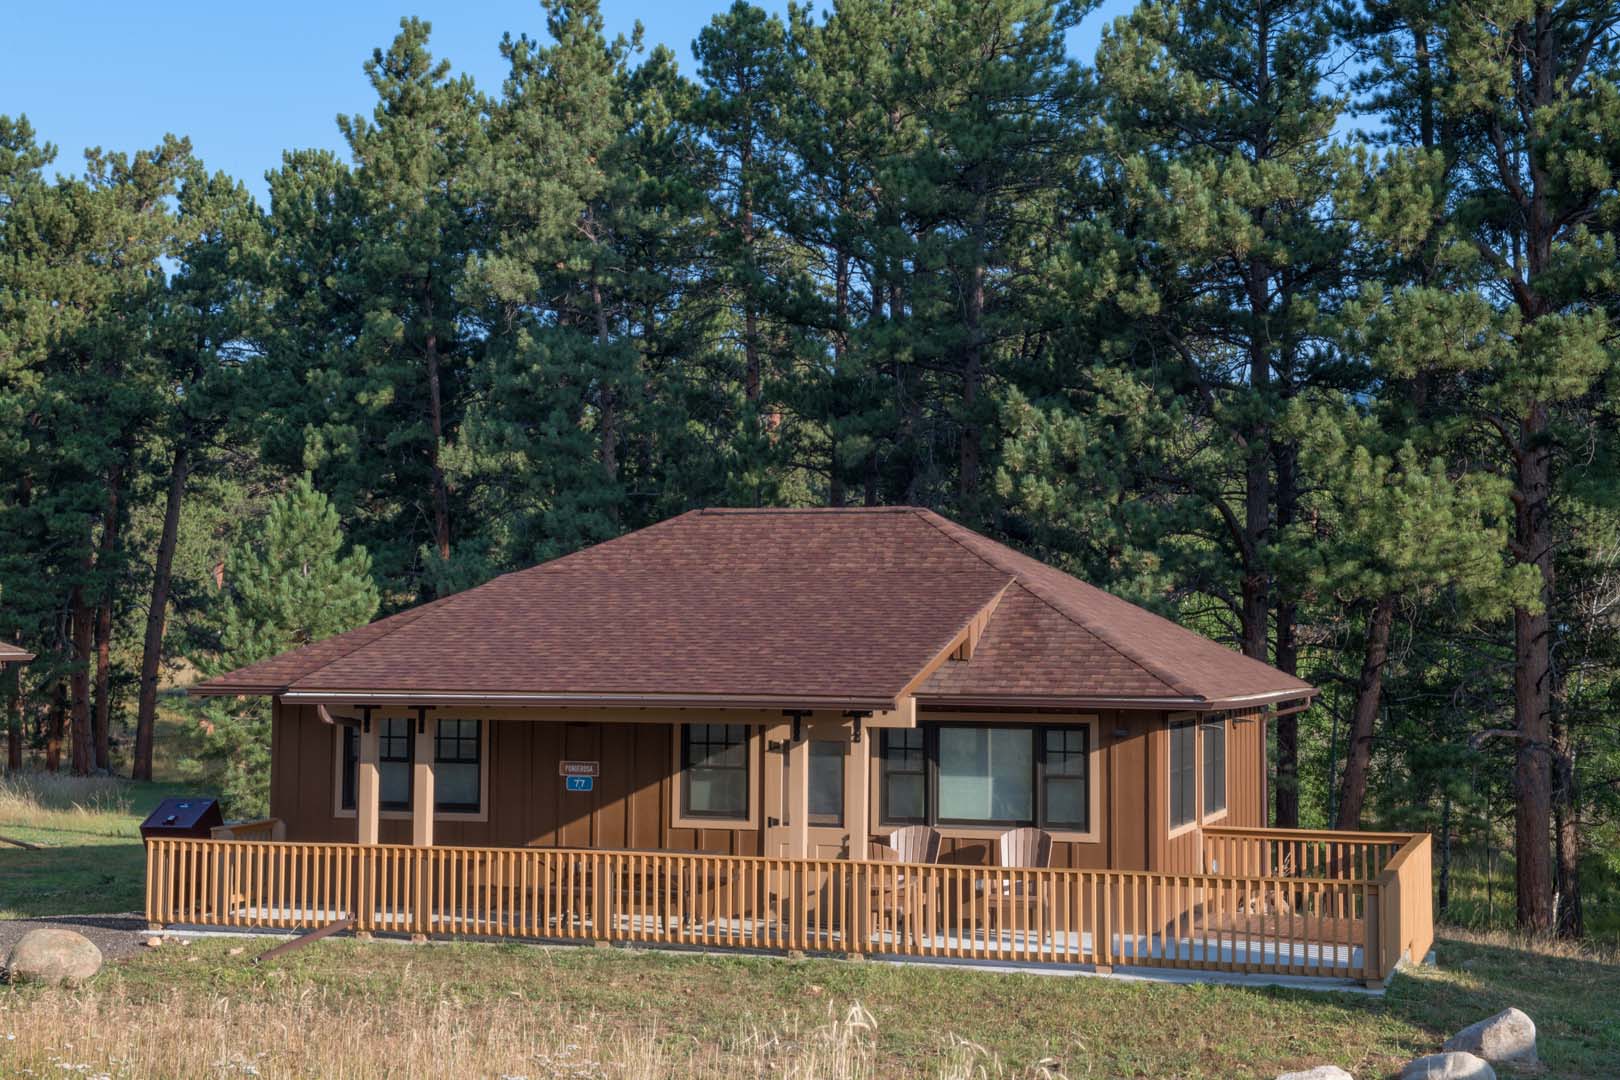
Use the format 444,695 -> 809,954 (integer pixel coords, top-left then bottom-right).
763,718 -> 866,859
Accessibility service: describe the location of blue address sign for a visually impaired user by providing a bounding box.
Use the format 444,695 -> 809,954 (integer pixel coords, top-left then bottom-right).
565,775 -> 594,793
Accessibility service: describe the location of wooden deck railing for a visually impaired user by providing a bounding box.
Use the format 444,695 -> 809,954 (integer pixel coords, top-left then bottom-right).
1203,826 -> 1409,881
144,828 -> 1434,984
209,817 -> 285,842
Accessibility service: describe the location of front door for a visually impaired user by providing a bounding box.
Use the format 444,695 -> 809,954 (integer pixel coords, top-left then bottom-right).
762,717 -> 868,859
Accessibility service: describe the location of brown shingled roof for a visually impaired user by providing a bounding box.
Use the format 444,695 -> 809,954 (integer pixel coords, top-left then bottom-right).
0,643 -> 32,664
192,507 -> 1314,712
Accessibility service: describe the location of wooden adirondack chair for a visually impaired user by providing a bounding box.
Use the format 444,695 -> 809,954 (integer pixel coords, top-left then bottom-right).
865,828 -> 940,945
886,825 -> 942,865
982,827 -> 1054,943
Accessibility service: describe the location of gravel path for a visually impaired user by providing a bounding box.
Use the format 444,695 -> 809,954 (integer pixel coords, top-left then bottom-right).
0,913 -> 152,966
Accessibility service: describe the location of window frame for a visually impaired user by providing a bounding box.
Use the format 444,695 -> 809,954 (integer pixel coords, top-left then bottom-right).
1168,717 -> 1199,835
1201,715 -> 1227,823
334,715 -> 490,822
675,723 -> 755,825
807,739 -> 847,827
433,718 -> 483,815
876,718 -> 1099,840
878,728 -> 928,826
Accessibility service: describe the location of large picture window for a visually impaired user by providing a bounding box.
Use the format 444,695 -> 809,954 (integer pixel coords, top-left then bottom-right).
1202,716 -> 1226,818
1169,719 -> 1197,830
878,723 -> 1093,832
681,724 -> 749,819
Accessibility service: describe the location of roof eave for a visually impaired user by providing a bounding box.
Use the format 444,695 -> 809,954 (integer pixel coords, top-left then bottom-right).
274,689 -> 903,712
915,687 -> 1318,712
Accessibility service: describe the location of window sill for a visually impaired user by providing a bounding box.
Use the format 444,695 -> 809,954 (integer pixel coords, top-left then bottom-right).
335,808 -> 489,824
1201,808 -> 1229,826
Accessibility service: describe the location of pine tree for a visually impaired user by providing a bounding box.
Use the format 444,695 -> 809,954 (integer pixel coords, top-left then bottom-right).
201,477 -> 378,815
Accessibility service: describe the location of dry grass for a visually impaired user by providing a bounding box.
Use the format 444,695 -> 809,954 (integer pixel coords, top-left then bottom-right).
0,771 -> 136,836
0,976 -> 1055,1080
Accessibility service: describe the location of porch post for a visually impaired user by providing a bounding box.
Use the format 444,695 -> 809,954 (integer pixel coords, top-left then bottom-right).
786,734 -> 810,860
411,711 -> 434,848
355,713 -> 381,846
846,728 -> 870,858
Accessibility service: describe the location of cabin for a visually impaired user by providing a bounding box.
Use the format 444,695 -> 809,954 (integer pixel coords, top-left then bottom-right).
160,507 -> 1432,985
0,643 -> 31,668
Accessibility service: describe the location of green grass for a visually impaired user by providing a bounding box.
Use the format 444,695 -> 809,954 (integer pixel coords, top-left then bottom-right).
0,771 -> 189,918
3,930 -> 1615,1077
4,711 -> 1618,1077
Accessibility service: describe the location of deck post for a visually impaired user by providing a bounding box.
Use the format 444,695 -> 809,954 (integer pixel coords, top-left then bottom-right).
355,715 -> 381,846
411,717 -> 434,848
786,734 -> 810,860
410,715 -> 435,942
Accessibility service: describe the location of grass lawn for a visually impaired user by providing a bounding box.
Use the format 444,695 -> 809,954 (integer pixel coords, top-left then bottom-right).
3,729 -> 1617,1078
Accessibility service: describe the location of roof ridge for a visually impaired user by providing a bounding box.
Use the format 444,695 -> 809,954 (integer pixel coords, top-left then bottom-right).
908,509 -> 1199,699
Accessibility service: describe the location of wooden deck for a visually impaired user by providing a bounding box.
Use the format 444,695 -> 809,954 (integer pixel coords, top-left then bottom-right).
145,828 -> 1432,985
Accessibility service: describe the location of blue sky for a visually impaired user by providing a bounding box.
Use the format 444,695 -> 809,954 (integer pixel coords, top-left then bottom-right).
2,0 -> 1130,202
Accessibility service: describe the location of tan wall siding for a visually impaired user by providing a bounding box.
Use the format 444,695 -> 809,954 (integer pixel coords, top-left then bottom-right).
266,701 -> 1264,872
1226,708 -> 1267,828
269,701 -> 760,854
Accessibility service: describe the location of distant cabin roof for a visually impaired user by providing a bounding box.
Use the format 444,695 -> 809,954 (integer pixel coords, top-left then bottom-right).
0,642 -> 32,664
192,507 -> 1314,713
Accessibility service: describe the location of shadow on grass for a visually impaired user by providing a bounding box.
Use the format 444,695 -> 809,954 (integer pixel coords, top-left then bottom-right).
1377,932 -> 1619,1079
0,841 -> 148,919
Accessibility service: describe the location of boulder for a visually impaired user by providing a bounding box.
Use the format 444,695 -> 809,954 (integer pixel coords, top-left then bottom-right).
1444,1008 -> 1537,1064
1400,1051 -> 1496,1080
1278,1067 -> 1354,1080
4,928 -> 103,987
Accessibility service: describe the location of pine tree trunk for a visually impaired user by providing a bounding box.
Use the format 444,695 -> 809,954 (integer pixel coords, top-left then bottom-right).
92,463 -> 123,773
424,320 -> 451,563
592,267 -> 619,483
1336,593 -> 1395,830
959,258 -> 984,501
69,586 -> 94,776
46,679 -> 65,772
740,127 -> 760,405
135,441 -> 190,781
1552,714 -> 1583,939
1513,407 -> 1554,934
5,662 -> 21,772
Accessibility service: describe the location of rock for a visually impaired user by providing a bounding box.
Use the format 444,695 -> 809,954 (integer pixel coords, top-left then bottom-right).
1400,1051 -> 1496,1080
1278,1067 -> 1354,1080
4,928 -> 103,987
143,936 -> 163,949
1444,1008 -> 1537,1064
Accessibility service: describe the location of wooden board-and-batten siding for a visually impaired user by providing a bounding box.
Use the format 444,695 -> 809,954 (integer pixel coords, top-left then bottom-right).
268,700 -> 1266,872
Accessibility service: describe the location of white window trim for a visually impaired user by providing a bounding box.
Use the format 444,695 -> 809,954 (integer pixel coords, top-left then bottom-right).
669,723 -> 762,831
333,715 -> 491,823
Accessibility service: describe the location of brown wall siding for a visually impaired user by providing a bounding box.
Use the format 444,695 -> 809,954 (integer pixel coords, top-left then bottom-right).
268,702 -> 1266,872
1226,708 -> 1267,829
269,702 -> 761,854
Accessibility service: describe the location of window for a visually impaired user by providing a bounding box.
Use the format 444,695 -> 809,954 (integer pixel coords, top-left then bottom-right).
1042,728 -> 1090,830
1170,719 -> 1197,830
435,719 -> 481,813
878,724 -> 1093,832
341,718 -> 413,812
1202,717 -> 1226,818
939,727 -> 1033,824
880,729 -> 926,824
808,740 -> 845,826
681,724 -> 749,819
340,717 -> 483,815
